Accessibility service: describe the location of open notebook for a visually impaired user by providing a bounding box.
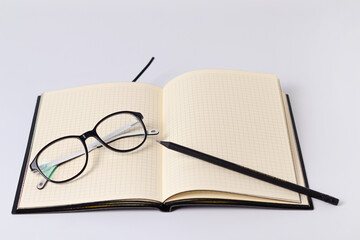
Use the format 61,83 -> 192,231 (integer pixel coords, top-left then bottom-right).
12,70 -> 313,213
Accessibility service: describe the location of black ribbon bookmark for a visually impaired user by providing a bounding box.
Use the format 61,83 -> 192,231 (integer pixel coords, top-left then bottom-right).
158,140 -> 339,206
132,57 -> 155,82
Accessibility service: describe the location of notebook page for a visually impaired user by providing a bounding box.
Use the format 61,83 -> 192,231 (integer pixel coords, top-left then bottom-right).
162,70 -> 300,202
18,83 -> 163,209
165,92 -> 309,206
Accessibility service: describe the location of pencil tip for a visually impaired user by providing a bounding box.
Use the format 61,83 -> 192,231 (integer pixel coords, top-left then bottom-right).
156,140 -> 170,148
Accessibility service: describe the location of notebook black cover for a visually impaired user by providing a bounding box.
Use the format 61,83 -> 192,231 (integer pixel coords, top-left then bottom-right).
12,94 -> 313,214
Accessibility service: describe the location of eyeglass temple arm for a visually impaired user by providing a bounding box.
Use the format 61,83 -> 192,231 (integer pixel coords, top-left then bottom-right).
36,120 -> 159,189
37,128 -> 159,190
39,119 -> 139,169
97,119 -> 140,146
37,128 -> 159,189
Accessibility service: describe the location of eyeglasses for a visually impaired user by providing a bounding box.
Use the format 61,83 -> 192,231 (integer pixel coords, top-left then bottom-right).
29,111 -> 159,190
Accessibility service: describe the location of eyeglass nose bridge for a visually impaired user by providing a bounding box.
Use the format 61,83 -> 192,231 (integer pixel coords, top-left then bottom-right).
81,130 -> 96,140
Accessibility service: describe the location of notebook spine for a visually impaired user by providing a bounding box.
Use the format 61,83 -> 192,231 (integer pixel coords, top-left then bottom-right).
159,203 -> 172,212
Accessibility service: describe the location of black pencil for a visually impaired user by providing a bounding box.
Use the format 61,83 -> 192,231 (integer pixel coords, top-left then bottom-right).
157,140 -> 339,206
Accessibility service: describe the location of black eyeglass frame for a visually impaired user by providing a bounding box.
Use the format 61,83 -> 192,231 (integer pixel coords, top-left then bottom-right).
29,111 -> 148,184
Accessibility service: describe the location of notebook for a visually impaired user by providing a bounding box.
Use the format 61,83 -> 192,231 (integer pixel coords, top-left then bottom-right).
12,69 -> 313,213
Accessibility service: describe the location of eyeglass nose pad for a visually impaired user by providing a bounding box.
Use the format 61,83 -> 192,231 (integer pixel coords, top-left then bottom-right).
37,178 -> 48,190
147,129 -> 159,135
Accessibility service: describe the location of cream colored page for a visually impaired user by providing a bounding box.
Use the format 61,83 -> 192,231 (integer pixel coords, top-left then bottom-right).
19,83 -> 163,209
166,92 -> 309,206
162,70 -> 299,202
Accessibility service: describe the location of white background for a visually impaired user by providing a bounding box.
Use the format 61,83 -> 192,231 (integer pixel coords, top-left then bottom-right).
1,0 -> 359,239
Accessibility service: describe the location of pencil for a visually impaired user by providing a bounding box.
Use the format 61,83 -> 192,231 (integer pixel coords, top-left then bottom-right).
157,140 -> 339,206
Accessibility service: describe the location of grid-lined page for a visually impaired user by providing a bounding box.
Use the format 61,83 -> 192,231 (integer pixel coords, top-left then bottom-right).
19,83 -> 163,209
162,70 -> 300,202
165,92 -> 309,206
